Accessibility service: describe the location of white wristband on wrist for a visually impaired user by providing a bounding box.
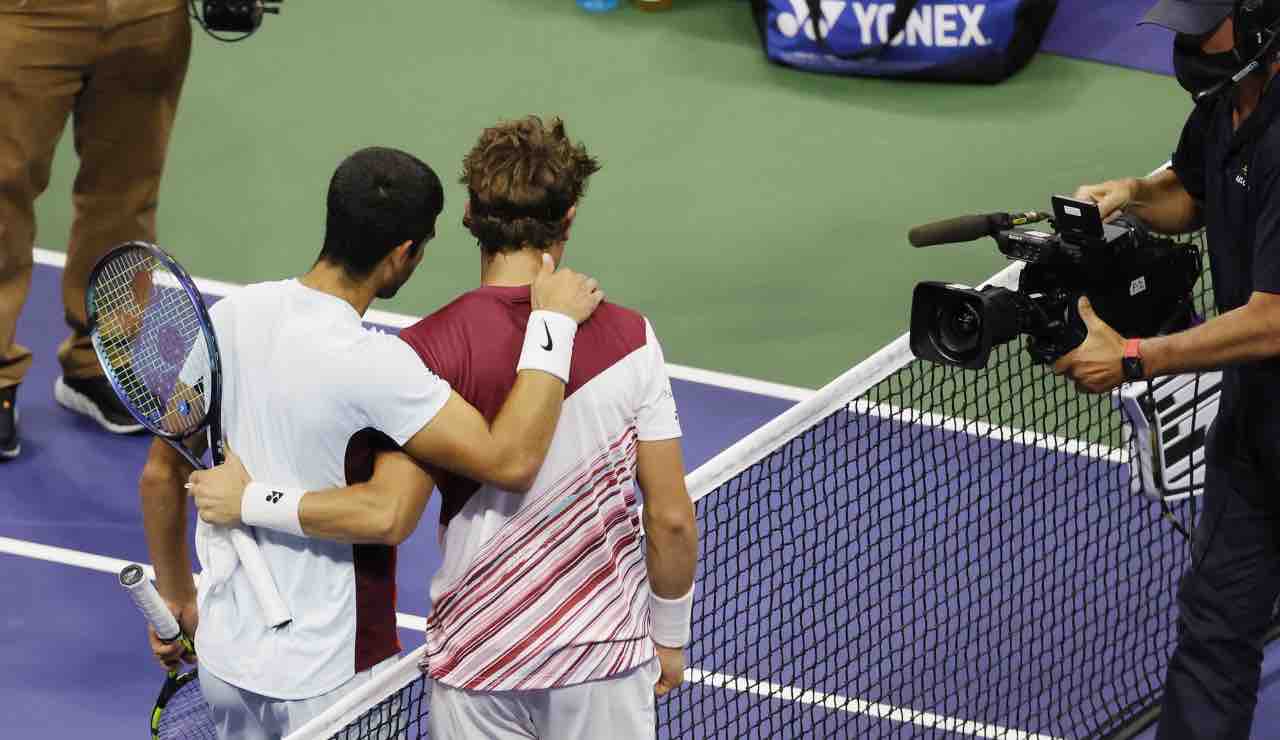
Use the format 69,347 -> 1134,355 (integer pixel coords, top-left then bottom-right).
649,584 -> 695,648
241,482 -> 306,537
518,310 -> 578,383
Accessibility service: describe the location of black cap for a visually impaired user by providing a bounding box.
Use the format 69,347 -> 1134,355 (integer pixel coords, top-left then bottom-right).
1140,0 -> 1233,35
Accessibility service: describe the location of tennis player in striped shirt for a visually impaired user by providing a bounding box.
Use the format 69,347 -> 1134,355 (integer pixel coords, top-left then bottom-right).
191,117 -> 699,738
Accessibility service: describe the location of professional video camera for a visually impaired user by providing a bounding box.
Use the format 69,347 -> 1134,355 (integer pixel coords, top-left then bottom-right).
192,0 -> 281,41
907,195 -> 1202,369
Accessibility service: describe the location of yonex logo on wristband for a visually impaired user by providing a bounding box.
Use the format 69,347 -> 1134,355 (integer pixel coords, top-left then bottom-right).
267,491 -> 284,504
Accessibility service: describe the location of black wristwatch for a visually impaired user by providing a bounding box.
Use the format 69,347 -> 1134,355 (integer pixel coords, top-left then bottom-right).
1121,338 -> 1144,382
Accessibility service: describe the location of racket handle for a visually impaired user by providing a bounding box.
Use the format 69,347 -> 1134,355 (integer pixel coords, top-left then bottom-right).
228,526 -> 293,629
119,564 -> 181,642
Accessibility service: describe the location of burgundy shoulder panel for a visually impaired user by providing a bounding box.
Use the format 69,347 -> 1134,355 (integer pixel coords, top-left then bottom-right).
398,286 -> 647,527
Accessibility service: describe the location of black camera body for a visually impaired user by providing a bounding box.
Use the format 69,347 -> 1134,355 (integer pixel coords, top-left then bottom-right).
198,0 -> 280,37
909,198 -> 1201,369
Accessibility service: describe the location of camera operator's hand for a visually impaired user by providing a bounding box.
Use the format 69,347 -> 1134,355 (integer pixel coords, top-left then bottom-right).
1053,297 -> 1127,394
1074,179 -> 1137,222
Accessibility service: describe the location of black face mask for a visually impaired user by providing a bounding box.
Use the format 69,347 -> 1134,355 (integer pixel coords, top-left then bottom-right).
1173,33 -> 1240,103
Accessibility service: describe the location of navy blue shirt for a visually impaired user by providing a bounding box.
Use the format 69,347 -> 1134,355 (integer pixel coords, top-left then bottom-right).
1172,81 -> 1280,470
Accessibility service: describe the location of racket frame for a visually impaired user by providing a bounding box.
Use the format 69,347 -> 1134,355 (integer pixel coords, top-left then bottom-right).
92,242 -> 292,629
151,669 -> 203,740
86,241 -> 224,462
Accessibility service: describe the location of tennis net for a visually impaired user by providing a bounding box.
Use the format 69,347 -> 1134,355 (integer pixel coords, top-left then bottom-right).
288,227 -> 1238,739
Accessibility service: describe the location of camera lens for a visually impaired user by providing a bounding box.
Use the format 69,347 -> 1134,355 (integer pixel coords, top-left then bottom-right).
933,300 -> 983,360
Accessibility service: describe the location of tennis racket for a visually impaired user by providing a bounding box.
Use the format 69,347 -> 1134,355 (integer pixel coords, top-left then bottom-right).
88,241 -> 291,628
119,564 -> 218,740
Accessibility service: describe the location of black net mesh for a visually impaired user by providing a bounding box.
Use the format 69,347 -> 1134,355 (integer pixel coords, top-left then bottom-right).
299,232 -> 1256,740
327,676 -> 426,740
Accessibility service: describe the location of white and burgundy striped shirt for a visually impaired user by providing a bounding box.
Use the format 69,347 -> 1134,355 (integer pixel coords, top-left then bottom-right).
399,285 -> 681,691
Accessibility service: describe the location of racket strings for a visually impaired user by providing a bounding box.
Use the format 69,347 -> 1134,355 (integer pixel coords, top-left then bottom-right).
90,247 -> 212,437
157,677 -> 218,740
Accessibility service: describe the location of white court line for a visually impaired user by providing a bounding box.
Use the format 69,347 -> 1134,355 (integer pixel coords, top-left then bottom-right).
32,248 -> 815,402
0,533 -> 1058,739
852,400 -> 1127,464
0,535 -> 429,631
689,670 -> 1062,740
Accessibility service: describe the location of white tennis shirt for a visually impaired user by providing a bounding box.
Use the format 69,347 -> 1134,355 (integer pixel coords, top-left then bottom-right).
194,279 -> 450,699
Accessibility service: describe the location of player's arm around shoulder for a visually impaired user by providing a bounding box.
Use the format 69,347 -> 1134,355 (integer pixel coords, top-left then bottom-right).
187,446 -> 434,546
400,255 -> 604,492
297,449 -> 434,546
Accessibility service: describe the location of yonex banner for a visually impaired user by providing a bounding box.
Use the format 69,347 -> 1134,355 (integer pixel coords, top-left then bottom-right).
752,0 -> 1057,82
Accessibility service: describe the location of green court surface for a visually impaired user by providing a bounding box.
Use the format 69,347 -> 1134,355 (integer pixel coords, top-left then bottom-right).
33,1 -> 1191,389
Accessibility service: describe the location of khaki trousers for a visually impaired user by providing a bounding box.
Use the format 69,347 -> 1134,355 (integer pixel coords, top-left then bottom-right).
0,0 -> 190,388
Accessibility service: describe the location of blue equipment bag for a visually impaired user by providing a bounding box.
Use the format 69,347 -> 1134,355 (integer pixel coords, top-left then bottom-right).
752,0 -> 1058,82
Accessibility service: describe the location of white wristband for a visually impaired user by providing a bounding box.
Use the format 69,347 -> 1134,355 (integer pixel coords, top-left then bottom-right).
518,310 -> 577,383
649,584 -> 695,648
241,482 -> 306,537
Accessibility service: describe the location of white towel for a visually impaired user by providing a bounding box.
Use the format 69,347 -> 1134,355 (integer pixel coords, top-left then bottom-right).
195,519 -> 241,595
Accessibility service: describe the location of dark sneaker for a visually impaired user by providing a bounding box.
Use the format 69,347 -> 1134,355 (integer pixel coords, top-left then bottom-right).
0,385 -> 17,459
54,375 -> 145,434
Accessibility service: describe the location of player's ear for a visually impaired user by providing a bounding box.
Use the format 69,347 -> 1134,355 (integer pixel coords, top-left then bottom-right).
561,205 -> 577,241
393,239 -> 416,266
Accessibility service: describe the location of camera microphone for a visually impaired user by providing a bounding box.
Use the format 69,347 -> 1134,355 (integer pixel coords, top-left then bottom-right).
907,211 -> 1049,248
1192,21 -> 1280,104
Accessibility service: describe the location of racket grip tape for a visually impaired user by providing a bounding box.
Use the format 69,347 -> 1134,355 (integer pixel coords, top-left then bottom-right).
228,527 -> 293,629
118,564 -> 181,642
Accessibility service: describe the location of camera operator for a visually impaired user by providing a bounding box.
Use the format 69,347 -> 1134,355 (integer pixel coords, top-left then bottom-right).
1055,1 -> 1280,736
0,0 -> 192,458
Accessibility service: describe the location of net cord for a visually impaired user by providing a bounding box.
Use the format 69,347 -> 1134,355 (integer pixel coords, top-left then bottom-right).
285,646 -> 428,739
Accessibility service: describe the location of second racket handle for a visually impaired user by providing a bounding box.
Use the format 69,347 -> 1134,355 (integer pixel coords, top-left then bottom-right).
119,565 -> 181,641
227,526 -> 293,629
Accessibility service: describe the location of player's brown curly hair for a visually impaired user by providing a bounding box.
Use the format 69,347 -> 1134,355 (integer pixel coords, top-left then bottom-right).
460,116 -> 601,254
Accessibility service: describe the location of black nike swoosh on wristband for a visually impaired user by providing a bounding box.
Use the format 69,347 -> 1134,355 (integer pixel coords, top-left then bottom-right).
540,320 -> 554,351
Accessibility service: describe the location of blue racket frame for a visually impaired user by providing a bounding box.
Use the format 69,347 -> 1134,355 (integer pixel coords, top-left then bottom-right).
85,240 -> 227,469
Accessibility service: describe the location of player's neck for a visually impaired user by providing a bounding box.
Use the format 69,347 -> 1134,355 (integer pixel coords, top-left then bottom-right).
480,246 -> 558,288
299,262 -> 379,316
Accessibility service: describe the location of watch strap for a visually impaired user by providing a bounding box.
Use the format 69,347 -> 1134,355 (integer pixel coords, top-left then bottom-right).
1122,338 -> 1144,381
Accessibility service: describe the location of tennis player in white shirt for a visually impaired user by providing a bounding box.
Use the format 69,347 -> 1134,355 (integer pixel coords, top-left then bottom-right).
140,146 -> 603,739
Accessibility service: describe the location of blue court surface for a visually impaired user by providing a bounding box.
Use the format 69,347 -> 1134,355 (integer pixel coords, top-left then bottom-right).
1041,0 -> 1176,77
4,258 -> 1280,739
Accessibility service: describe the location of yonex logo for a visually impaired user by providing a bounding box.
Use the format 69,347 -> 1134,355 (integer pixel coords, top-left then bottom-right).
266,490 -> 284,504
1129,276 -> 1147,297
776,0 -> 846,40
777,1 -> 991,48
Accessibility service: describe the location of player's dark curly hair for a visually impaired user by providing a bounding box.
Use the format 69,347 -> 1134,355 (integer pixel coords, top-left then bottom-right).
319,147 -> 444,276
460,116 -> 600,255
